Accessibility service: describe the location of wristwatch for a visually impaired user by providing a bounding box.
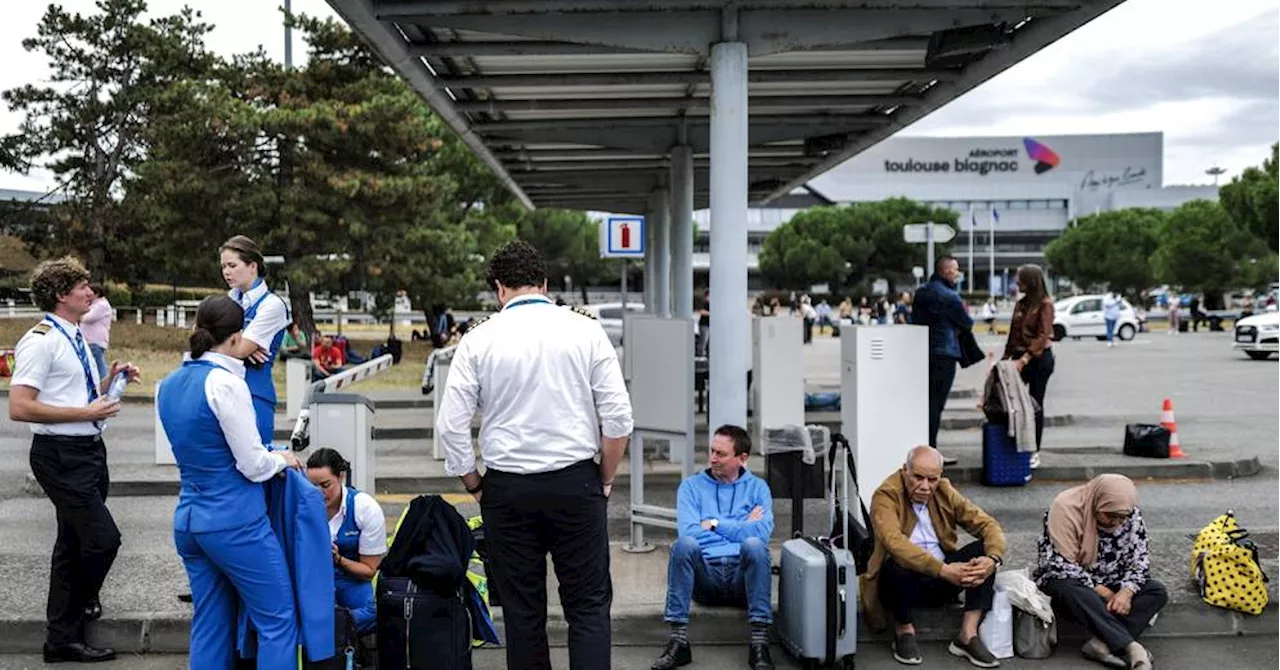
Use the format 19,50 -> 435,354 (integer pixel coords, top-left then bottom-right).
466,480 -> 483,495
988,555 -> 1004,567
708,519 -> 719,530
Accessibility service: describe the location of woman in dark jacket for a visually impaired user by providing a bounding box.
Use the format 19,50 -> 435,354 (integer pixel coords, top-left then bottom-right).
1002,264 -> 1055,468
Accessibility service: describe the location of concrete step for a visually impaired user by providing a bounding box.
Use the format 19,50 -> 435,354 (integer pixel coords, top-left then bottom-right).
0,531 -> 1271,655
270,407 -> 1075,442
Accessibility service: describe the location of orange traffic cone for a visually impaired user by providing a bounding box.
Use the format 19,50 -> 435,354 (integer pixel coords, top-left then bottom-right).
1160,397 -> 1187,458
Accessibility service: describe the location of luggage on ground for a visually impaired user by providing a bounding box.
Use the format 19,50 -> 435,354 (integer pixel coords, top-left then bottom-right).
377,576 -> 472,670
302,606 -> 369,669
982,421 -> 1032,487
1013,608 -> 1057,659
825,433 -> 873,574
1122,423 -> 1171,458
777,435 -> 858,669
1191,512 -> 1270,615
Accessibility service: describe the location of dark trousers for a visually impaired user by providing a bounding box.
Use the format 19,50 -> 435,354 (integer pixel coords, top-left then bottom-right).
28,435 -> 122,646
1018,349 -> 1055,451
1041,578 -> 1168,653
927,357 -> 958,448
481,460 -> 611,670
878,541 -> 995,626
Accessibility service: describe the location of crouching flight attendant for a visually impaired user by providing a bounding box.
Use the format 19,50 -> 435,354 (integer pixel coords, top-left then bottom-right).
306,448 -> 387,635
219,235 -> 290,446
159,296 -> 304,669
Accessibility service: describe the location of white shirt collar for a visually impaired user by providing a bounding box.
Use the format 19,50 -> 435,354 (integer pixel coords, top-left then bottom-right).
231,279 -> 269,306
194,351 -> 247,378
45,312 -> 81,334
504,294 -> 552,310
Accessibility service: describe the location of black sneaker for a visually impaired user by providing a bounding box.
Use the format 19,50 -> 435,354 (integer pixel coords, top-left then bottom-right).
893,633 -> 922,665
651,640 -> 692,670
948,636 -> 1000,668
748,643 -> 774,670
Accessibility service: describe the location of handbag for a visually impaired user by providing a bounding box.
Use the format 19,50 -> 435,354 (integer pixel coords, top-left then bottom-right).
826,433 -> 873,574
1191,512 -> 1270,615
1013,607 -> 1057,659
1122,424 -> 1171,458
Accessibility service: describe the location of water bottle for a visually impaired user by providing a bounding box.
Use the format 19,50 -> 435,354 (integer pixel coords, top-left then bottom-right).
106,371 -> 129,401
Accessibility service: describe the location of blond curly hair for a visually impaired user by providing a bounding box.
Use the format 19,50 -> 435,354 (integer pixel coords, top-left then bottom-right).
30,256 -> 90,312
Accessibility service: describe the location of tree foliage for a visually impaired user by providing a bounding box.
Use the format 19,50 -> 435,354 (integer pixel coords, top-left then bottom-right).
514,209 -> 619,302
1042,209 -> 1162,294
1151,199 -> 1272,294
1219,143 -> 1279,253
758,197 -> 956,291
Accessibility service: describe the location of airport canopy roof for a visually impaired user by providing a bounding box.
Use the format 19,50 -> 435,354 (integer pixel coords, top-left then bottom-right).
327,0 -> 1123,214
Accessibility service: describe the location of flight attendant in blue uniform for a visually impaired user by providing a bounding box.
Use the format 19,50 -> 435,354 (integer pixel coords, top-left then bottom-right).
305,448 -> 386,635
159,296 -> 304,669
219,235 -> 290,446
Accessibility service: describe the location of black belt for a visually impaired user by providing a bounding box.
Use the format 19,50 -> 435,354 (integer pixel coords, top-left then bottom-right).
33,433 -> 103,446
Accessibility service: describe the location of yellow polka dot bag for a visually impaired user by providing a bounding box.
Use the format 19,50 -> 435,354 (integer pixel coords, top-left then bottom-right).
1190,512 -> 1270,615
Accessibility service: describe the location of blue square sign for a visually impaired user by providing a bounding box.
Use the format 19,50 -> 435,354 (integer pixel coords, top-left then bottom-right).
601,215 -> 645,258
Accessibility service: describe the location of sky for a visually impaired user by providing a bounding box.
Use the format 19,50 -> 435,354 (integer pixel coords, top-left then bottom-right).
0,0 -> 1275,193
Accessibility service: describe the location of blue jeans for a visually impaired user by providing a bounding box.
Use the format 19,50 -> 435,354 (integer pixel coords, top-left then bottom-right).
663,535 -> 773,625
88,344 -> 108,382
1105,318 -> 1117,342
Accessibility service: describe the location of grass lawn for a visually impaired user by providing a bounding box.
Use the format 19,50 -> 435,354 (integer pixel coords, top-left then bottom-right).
1,319 -> 432,397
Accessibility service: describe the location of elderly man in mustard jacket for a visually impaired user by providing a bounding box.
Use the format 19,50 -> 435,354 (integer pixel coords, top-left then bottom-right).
862,446 -> 1007,668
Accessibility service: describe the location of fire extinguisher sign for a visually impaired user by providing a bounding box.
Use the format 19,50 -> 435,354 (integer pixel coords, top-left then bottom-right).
600,215 -> 646,258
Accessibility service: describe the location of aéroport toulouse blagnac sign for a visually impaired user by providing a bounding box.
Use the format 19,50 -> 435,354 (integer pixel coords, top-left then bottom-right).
883,137 -> 1061,177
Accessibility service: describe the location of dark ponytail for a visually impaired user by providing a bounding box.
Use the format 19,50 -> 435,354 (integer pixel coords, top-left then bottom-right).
306,447 -> 350,478
190,296 -> 245,358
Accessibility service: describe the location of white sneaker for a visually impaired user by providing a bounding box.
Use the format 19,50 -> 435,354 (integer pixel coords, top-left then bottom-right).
1030,453 -> 1041,469
1107,341 -> 1115,348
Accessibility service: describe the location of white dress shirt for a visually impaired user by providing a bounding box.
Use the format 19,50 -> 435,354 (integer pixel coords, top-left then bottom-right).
11,313 -> 103,436
436,294 -> 634,477
188,352 -> 289,482
229,281 -> 289,351
327,486 -> 389,557
909,502 -> 947,562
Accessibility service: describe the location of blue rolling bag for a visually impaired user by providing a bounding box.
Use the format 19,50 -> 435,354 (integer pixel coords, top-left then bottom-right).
982,422 -> 1031,486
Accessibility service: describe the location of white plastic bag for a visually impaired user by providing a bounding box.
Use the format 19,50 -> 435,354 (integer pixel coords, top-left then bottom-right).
979,588 -> 1015,659
761,424 -> 830,465
995,568 -> 1055,623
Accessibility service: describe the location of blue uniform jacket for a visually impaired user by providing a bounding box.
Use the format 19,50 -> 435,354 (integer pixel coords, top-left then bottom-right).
911,274 -> 974,360
238,468 -> 335,663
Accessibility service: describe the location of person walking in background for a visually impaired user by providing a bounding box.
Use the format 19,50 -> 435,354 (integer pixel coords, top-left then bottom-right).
1166,297 -> 1180,335
1002,265 -> 1055,469
81,283 -> 113,381
436,240 -> 633,670
911,255 -> 973,466
980,298 -> 998,335
1103,292 -> 1122,347
219,235 -> 290,446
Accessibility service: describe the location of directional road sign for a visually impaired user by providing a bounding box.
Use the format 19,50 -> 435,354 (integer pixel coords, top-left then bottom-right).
902,222 -> 956,244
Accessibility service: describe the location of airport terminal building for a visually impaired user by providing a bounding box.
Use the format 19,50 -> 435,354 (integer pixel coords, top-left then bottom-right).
692,131 -> 1219,293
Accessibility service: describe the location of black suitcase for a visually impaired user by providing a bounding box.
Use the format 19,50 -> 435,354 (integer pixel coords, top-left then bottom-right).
377,576 -> 472,670
302,606 -> 369,669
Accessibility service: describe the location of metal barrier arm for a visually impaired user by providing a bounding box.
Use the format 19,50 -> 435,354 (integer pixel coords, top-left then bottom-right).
289,354 -> 394,450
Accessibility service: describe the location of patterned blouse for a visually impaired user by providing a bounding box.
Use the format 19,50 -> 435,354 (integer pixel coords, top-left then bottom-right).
1033,507 -> 1151,594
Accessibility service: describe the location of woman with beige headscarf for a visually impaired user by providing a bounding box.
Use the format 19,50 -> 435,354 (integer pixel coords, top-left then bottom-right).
1033,475 -> 1166,670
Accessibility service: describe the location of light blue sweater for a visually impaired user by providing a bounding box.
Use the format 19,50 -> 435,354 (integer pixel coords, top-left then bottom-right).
676,468 -> 775,559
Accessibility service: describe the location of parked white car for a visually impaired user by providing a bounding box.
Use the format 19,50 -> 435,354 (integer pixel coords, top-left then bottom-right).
1052,295 -> 1141,341
1233,311 -> 1279,360
579,302 -> 646,346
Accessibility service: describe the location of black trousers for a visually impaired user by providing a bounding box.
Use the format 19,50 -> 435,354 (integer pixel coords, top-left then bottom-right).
29,434 -> 122,646
481,460 -> 611,670
927,357 -> 958,448
878,541 -> 995,626
1018,349 -> 1055,451
1041,578 -> 1168,653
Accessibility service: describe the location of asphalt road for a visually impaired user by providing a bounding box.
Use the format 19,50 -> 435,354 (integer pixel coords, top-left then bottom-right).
0,636 -> 1275,670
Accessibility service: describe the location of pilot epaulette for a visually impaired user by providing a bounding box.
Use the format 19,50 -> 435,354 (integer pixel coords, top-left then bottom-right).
567,305 -> 597,320
30,322 -> 51,335
462,314 -> 493,336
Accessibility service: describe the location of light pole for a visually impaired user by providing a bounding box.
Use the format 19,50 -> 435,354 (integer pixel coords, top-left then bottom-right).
1206,166 -> 1226,186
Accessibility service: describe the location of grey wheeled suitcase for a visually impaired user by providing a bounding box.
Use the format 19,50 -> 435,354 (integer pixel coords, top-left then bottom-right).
777,438 -> 858,669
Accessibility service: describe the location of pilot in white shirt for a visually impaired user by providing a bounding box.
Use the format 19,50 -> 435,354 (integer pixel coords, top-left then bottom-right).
8,257 -> 139,663
435,239 -> 632,670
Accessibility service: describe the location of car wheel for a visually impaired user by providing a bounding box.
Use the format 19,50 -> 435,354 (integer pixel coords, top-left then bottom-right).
1246,351 -> 1274,360
1118,324 -> 1136,341
1052,324 -> 1066,341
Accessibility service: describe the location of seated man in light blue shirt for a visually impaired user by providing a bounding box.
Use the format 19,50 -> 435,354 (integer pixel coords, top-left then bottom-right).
653,424 -> 775,670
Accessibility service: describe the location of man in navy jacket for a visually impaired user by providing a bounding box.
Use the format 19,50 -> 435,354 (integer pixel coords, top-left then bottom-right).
911,255 -> 974,466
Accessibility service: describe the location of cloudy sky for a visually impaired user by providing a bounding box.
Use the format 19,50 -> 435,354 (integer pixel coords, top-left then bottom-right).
0,0 -> 1275,193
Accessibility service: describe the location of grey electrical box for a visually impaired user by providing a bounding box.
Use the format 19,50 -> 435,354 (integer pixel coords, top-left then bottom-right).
308,393 -> 376,493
